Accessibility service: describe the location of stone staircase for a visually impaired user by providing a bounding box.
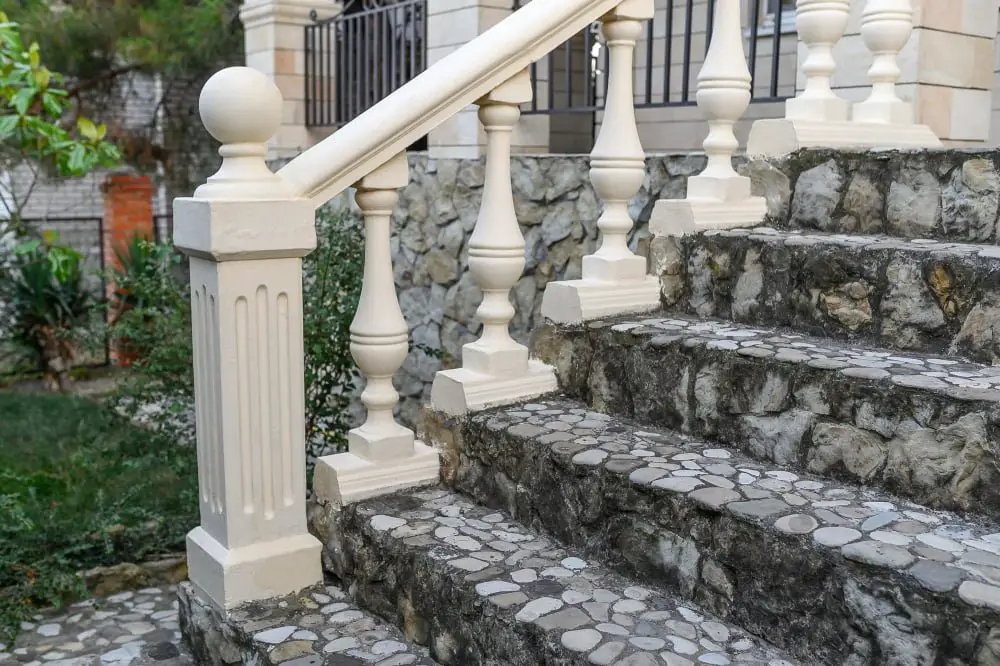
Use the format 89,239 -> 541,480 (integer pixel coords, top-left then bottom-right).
275,148 -> 1000,666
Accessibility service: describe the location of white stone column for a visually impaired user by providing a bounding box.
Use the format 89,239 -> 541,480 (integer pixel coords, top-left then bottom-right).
431,70 -> 557,416
649,0 -> 767,235
540,0 -> 659,325
313,154 -> 440,506
746,0 -> 941,155
173,68 -> 321,611
852,0 -> 914,124
241,0 -> 340,158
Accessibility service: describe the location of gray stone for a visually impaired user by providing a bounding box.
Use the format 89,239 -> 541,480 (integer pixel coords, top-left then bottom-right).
841,541 -> 915,569
587,641 -> 625,665
790,160 -> 844,231
909,560 -> 963,592
728,499 -> 790,520
561,629 -> 602,652
774,514 -> 819,535
688,488 -> 741,510
887,166 -> 941,236
941,159 -> 1000,242
807,423 -> 886,482
958,581 -> 1000,611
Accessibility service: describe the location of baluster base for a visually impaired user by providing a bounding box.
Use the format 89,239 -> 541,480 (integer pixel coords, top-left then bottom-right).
431,359 -> 557,416
186,527 -> 322,611
540,276 -> 660,325
853,98 -> 913,125
747,118 -> 941,157
313,441 -> 441,507
649,196 -> 767,236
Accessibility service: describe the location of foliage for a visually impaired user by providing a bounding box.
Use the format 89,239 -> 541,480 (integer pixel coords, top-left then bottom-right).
0,232 -> 96,391
104,238 -> 194,444
0,11 -> 120,224
0,390 -> 198,642
303,209 -> 364,457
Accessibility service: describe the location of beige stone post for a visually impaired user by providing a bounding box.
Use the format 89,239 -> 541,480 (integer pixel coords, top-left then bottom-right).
241,0 -> 341,158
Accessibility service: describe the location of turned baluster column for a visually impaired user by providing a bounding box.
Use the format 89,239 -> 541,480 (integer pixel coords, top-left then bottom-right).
314,154 -> 439,505
173,67 -> 321,610
540,0 -> 659,324
431,69 -> 556,415
853,0 -> 914,124
786,0 -> 851,122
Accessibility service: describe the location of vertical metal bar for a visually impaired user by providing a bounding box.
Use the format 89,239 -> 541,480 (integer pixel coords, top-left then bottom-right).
644,19 -> 653,104
681,0 -> 694,102
390,6 -> 398,91
337,21 -> 345,124
530,61 -> 539,111
583,26 -> 593,108
548,48 -> 555,111
564,42 -> 573,108
98,216 -> 109,365
663,0 -> 673,103
323,22 -> 331,125
304,25 -> 311,126
749,0 -> 762,96
770,0 -> 784,98
705,0 -> 714,56
382,8 -> 390,100
318,22 -> 325,125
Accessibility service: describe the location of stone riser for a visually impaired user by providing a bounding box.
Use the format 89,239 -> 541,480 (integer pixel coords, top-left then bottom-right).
532,316 -> 1000,514
650,229 -> 1000,364
422,400 -> 1000,665
748,149 -> 1000,245
309,488 -> 798,666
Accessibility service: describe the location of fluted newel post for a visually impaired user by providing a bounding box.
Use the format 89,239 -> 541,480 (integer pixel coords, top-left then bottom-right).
314,153 -> 439,506
853,0 -> 913,124
649,0 -> 766,235
173,67 -> 321,611
541,0 -> 659,325
747,0 -> 939,154
786,0 -> 851,122
431,70 -> 556,415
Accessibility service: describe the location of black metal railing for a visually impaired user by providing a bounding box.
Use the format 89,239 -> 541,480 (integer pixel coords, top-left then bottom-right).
515,0 -> 792,115
305,0 -> 427,128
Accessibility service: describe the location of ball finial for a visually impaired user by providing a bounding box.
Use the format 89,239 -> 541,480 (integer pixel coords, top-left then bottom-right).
199,67 -> 282,146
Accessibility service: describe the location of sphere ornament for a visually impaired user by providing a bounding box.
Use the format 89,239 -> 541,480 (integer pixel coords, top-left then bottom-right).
199,67 -> 283,146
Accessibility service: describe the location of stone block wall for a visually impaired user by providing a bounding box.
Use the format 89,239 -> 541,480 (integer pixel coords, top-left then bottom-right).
319,152 -> 712,427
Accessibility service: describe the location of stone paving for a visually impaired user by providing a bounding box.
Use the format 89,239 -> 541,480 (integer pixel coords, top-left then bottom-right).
1,586 -> 191,666
179,581 -> 438,665
313,488 -> 800,666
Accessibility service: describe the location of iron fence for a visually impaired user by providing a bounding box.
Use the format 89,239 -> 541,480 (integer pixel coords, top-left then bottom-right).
305,0 -> 427,128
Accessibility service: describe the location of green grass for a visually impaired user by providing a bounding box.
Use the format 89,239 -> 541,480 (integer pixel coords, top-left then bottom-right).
0,391 -> 197,641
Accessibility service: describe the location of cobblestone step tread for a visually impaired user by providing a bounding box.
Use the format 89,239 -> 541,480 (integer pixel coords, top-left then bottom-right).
178,581 -> 438,665
428,397 -> 1000,663
313,487 -> 799,666
535,312 -> 1000,513
1,586 -> 192,666
650,225 -> 1000,362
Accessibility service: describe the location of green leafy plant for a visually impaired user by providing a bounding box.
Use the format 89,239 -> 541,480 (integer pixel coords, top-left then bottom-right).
0,11 -> 120,225
0,233 -> 95,391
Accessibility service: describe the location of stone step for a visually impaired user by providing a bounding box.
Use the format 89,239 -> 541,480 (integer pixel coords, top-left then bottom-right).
648,227 -> 1000,363
532,313 -> 1000,514
422,399 -> 1000,665
178,581 -> 439,665
750,148 -> 1000,244
309,487 -> 799,666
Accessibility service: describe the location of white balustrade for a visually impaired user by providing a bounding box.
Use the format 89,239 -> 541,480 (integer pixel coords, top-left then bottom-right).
747,0 -> 940,155
173,67 -> 321,611
649,0 -> 766,235
313,154 -> 440,506
853,0 -> 913,124
540,0 -> 659,325
431,70 -> 557,415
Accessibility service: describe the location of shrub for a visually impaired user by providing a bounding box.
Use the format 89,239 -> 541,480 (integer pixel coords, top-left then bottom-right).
0,233 -> 96,390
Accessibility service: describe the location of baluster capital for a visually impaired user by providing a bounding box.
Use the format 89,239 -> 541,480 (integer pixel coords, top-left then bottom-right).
605,0 -> 655,21
355,152 -> 410,192
477,68 -> 533,107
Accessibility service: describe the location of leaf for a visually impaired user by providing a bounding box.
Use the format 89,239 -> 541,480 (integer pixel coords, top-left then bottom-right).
10,87 -> 34,115
0,114 -> 18,139
77,117 -> 98,142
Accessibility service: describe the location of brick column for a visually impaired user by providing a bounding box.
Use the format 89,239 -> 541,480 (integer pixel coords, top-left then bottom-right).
241,0 -> 340,159
102,173 -> 154,273
803,0 -> 1000,145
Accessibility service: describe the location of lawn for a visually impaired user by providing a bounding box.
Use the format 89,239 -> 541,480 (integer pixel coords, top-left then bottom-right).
0,390 -> 198,640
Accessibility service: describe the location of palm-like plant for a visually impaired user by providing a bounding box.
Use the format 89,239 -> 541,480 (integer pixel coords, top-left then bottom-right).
1,234 -> 94,390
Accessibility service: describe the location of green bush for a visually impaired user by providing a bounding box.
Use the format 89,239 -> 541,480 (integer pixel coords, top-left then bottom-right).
0,391 -> 198,642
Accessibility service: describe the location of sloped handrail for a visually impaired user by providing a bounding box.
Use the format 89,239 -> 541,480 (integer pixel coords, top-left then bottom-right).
277,0 -> 626,206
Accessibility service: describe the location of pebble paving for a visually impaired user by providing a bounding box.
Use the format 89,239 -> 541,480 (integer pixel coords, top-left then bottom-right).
354,488 -> 799,665
597,314 -> 1000,400
1,586 -> 191,666
471,398 -> 1000,611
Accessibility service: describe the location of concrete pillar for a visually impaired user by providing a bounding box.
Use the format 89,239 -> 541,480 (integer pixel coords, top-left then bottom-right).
241,0 -> 341,158
426,0 -> 549,156
806,0 -> 1000,145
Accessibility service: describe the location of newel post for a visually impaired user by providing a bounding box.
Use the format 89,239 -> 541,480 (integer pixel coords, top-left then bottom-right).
313,154 -> 440,506
173,67 -> 321,611
540,0 -> 659,325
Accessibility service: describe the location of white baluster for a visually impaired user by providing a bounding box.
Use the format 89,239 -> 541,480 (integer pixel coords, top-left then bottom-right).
174,67 -> 321,610
541,0 -> 659,325
431,69 -> 556,416
649,0 -> 766,235
853,0 -> 913,124
785,0 -> 851,122
314,153 -> 439,506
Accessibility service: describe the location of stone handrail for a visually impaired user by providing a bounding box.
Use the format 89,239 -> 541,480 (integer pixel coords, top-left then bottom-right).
276,0 -> 634,207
